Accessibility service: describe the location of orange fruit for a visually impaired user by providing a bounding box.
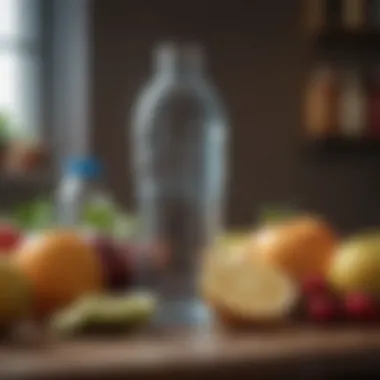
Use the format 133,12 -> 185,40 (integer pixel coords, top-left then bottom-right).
14,230 -> 103,316
200,244 -> 298,327
252,216 -> 338,281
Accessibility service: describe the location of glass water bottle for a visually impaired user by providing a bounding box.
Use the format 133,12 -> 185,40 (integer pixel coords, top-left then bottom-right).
131,43 -> 228,324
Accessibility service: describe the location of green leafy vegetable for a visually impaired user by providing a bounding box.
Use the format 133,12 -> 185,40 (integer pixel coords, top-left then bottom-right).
12,199 -> 54,231
9,192 -> 140,239
82,195 -> 117,233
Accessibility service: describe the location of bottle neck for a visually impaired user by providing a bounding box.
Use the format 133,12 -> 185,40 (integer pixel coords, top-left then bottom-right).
154,43 -> 204,80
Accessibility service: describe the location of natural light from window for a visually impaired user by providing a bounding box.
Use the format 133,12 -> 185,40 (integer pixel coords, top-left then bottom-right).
0,0 -> 40,137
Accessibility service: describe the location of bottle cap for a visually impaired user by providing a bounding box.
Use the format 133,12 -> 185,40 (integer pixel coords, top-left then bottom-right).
64,157 -> 103,180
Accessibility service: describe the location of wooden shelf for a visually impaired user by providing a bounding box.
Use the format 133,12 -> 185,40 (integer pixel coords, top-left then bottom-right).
0,171 -> 53,188
305,137 -> 380,156
314,28 -> 380,44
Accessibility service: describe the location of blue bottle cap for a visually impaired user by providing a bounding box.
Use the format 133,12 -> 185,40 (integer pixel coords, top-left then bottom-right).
64,157 -> 103,180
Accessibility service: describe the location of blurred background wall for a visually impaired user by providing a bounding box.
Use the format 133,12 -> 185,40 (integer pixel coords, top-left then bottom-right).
90,0 -> 380,233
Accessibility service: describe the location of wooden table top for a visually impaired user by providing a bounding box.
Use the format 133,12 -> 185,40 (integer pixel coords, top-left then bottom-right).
1,326 -> 380,380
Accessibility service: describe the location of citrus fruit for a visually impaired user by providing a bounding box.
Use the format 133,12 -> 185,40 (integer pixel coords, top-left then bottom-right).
14,230 -> 103,316
200,244 -> 298,326
252,216 -> 338,281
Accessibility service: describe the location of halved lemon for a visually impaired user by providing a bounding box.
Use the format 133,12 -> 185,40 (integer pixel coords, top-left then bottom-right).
200,246 -> 298,326
205,231 -> 251,258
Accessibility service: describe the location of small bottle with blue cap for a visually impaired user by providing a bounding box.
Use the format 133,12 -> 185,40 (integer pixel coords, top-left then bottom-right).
56,156 -> 107,227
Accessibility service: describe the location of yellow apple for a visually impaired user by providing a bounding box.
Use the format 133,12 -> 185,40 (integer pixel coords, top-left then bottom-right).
329,235 -> 380,294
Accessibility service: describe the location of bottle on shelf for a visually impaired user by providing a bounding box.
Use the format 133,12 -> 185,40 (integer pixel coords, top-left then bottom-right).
339,69 -> 367,138
304,0 -> 325,33
304,65 -> 340,139
343,0 -> 366,30
131,42 -> 228,325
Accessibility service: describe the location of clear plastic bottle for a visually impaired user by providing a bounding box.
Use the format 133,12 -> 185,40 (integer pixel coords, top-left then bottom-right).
131,43 -> 228,324
56,157 -> 104,227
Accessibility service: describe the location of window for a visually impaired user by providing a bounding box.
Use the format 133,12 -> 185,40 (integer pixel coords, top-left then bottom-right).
0,0 -> 41,137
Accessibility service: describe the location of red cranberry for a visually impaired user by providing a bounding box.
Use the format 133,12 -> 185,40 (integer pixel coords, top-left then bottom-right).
302,275 -> 330,297
344,293 -> 378,322
307,296 -> 340,323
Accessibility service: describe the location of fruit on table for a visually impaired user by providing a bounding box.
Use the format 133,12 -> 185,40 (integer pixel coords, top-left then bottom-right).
51,292 -> 157,336
252,216 -> 338,281
204,231 -> 251,261
306,295 -> 341,323
200,244 -> 298,327
0,224 -> 21,254
215,231 -> 250,249
344,292 -> 378,322
88,235 -> 134,291
328,235 -> 380,294
0,259 -> 30,327
301,275 -> 330,297
14,230 -> 103,316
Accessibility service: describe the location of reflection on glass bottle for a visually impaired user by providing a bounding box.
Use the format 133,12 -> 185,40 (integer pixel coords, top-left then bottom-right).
305,65 -> 339,139
305,0 -> 325,32
131,43 -> 228,325
340,70 -> 367,138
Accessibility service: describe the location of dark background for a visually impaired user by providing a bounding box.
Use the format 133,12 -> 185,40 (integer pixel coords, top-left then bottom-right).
91,0 -> 380,233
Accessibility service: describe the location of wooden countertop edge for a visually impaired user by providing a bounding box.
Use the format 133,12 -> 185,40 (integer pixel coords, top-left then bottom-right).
2,327 -> 380,379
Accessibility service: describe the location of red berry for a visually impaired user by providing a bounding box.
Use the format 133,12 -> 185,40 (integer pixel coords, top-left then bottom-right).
344,293 -> 378,322
0,224 -> 21,252
302,275 -> 329,296
307,296 -> 340,323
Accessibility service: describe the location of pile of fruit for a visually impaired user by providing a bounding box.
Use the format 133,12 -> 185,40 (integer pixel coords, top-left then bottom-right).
200,215 -> 380,327
3,208 -> 380,336
0,223 -> 156,337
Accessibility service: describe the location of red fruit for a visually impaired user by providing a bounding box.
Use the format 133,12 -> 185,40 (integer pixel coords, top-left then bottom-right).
302,275 -> 329,296
89,236 -> 134,291
307,296 -> 340,323
344,293 -> 378,322
0,224 -> 21,253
